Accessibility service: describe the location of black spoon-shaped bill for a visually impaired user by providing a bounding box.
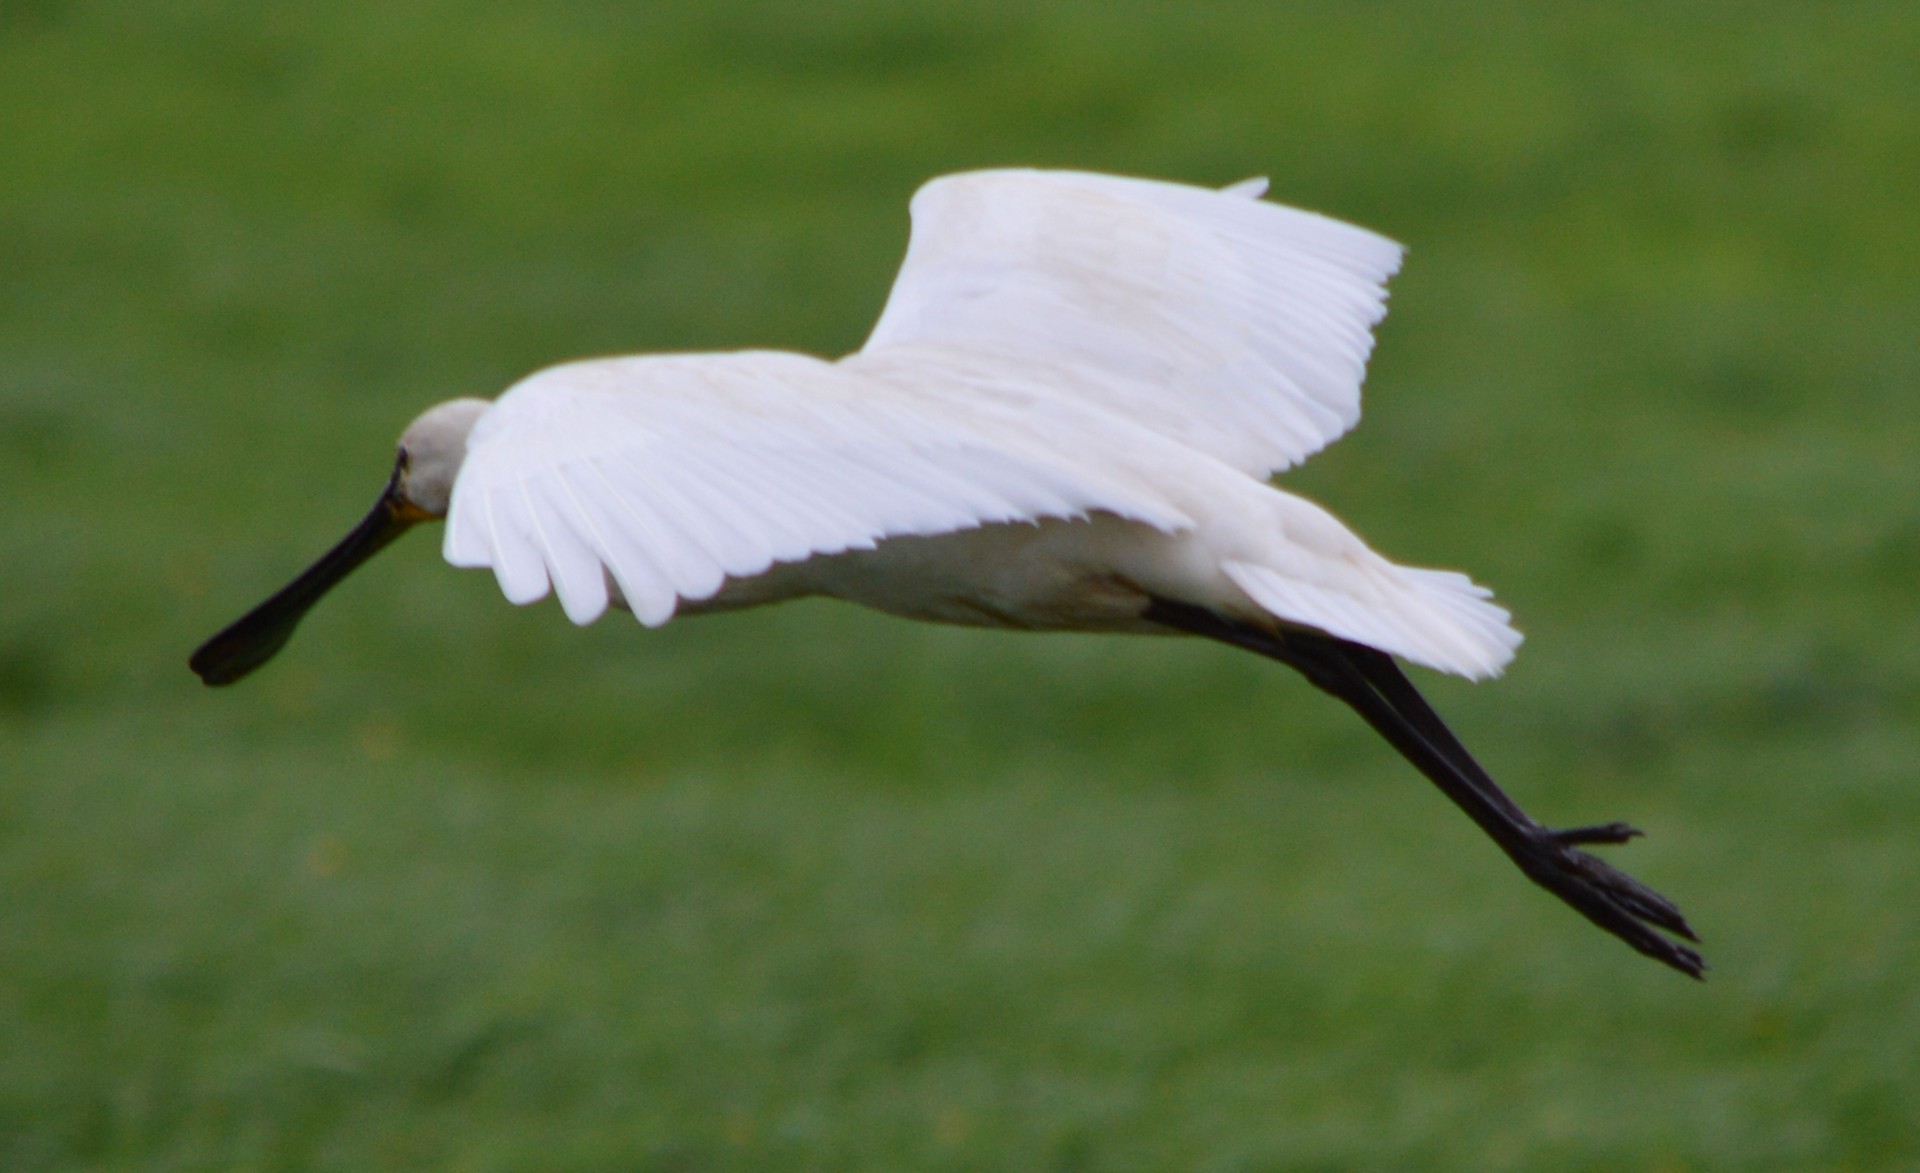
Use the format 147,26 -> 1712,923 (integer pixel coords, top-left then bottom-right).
190,456 -> 424,687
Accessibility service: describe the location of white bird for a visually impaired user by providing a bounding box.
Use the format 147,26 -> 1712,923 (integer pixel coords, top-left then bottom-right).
191,168 -> 1701,976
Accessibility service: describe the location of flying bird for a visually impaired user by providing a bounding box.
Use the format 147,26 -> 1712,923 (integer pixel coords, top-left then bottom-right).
190,168 -> 1702,977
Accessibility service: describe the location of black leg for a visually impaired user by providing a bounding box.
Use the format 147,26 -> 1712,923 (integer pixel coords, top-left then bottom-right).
1143,597 -> 1704,979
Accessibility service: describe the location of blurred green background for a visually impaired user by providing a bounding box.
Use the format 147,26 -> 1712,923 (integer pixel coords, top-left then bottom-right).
4,1 -> 1918,1168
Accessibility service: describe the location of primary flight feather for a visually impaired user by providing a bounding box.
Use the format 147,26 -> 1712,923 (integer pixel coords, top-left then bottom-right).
191,168 -> 1702,977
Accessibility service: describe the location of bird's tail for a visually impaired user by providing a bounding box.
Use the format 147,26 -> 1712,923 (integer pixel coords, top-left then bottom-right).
1221,558 -> 1521,681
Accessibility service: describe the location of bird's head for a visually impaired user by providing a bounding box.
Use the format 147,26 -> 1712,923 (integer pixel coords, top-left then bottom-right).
188,397 -> 492,686
392,397 -> 490,518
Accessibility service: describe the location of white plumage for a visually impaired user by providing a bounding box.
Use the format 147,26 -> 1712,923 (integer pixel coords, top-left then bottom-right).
441,169 -> 1519,679
192,168 -> 1704,978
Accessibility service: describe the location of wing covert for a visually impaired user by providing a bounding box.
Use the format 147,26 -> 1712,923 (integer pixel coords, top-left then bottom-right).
442,351 -> 1192,626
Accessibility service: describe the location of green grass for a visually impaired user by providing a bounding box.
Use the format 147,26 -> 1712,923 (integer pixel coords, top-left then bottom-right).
5,1 -> 1920,1167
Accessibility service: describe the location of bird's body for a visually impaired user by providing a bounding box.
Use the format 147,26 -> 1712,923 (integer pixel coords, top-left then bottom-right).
677,503 -> 1167,631
192,168 -> 1703,977
460,347 -> 1515,675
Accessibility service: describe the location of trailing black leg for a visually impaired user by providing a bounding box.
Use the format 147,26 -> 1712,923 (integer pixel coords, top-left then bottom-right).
1334,639 -> 1699,948
1143,597 -> 1704,979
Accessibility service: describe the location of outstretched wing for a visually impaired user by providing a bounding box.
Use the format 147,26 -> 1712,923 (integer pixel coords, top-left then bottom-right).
441,350 -> 1192,626
857,169 -> 1404,477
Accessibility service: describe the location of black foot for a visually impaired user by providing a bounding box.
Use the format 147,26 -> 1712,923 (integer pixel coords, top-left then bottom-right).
1515,828 -> 1705,979
1138,597 -> 1706,979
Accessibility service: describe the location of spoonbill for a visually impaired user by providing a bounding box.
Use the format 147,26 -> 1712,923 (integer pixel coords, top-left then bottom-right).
190,168 -> 1702,977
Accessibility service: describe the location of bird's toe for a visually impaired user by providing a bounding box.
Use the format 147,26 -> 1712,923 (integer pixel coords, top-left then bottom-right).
1552,821 -> 1642,846
1516,829 -> 1705,979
